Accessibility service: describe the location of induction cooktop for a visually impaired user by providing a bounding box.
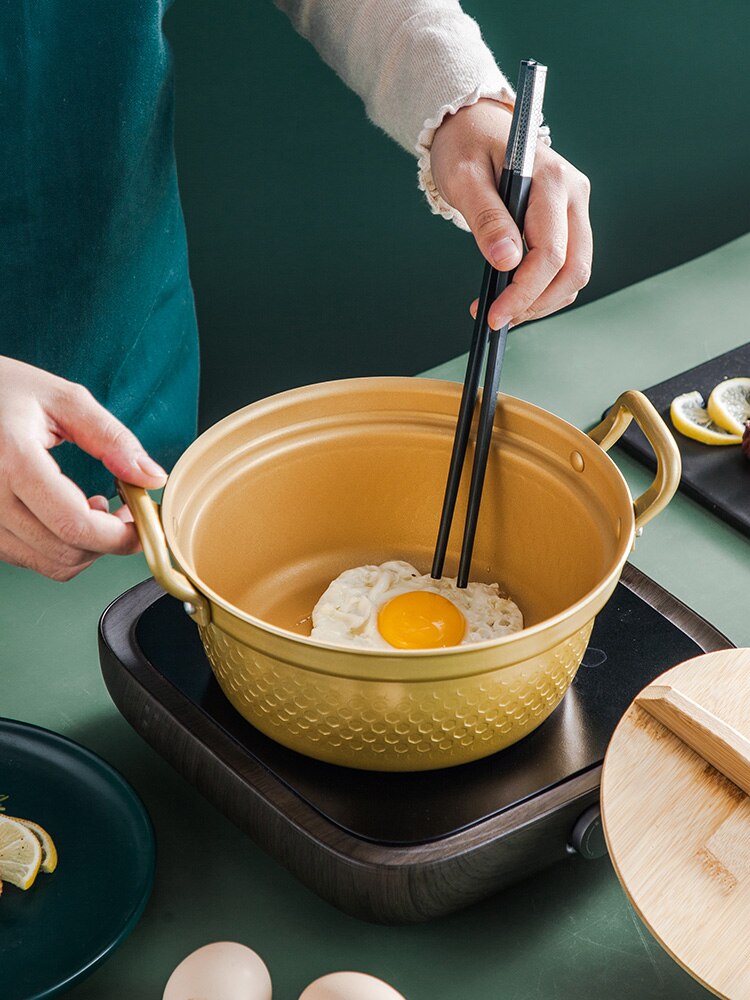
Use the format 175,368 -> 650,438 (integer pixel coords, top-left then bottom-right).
99,563 -> 731,923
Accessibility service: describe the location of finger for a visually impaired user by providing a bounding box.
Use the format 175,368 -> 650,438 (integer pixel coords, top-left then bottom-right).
469,298 -> 479,320
49,382 -> 167,488
448,158 -> 524,272
113,504 -> 135,525
487,177 -> 569,330
90,493 -> 136,528
13,445 -> 142,556
0,524 -> 94,582
88,495 -> 136,527
1,491 -> 98,567
509,198 -> 593,326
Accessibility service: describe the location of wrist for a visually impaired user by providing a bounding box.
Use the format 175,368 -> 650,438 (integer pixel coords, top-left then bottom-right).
416,83 -> 516,232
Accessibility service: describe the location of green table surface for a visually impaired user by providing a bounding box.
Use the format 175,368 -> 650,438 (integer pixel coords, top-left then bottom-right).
2,233 -> 749,999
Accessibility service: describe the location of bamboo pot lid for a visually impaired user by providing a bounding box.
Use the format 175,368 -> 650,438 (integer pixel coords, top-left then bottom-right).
602,649 -> 750,999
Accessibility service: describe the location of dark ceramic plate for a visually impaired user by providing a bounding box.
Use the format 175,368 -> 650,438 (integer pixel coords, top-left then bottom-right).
0,718 -> 155,999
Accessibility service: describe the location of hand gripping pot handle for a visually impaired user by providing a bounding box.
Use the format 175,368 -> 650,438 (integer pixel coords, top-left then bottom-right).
116,481 -> 211,625
588,390 -> 681,533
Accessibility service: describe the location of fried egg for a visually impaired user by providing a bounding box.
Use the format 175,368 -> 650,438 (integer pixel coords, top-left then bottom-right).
310,560 -> 523,650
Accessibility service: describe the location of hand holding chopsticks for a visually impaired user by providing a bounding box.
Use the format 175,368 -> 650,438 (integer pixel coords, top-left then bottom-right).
432,60 -> 548,588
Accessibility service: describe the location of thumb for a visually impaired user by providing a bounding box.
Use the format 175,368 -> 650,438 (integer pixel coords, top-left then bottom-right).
51,382 -> 167,489
454,165 -> 523,272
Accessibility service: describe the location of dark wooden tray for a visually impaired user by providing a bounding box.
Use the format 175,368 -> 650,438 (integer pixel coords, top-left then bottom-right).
612,342 -> 750,536
98,565 -> 731,924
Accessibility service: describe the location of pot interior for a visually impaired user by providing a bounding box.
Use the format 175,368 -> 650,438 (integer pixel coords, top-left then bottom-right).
163,379 -> 633,638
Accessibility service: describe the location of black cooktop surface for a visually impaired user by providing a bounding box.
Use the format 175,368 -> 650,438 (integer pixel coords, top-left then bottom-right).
122,576 -> 708,845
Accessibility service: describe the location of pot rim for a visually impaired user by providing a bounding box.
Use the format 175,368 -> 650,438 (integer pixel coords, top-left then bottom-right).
162,377 -> 635,660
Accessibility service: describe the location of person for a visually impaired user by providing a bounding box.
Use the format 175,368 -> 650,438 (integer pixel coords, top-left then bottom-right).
0,0 -> 591,582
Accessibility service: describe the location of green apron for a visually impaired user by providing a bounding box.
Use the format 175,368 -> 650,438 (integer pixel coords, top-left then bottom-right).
0,0 -> 198,498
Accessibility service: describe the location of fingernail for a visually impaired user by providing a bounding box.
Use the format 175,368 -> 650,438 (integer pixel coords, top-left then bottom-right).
490,315 -> 511,332
488,237 -> 520,269
137,454 -> 167,479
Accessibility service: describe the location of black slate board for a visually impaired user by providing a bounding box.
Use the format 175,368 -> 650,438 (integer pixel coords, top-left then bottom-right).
611,342 -> 750,537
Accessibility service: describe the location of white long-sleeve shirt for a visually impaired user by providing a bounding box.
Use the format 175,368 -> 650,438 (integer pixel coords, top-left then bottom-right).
275,0 -> 549,230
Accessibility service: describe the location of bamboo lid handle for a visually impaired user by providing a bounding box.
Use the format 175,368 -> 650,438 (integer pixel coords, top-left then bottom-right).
635,683 -> 750,797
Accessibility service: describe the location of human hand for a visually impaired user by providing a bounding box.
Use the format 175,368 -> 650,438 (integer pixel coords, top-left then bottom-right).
0,356 -> 166,580
429,99 -> 592,329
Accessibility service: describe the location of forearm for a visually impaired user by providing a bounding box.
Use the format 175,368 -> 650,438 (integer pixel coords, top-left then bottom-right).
275,0 -> 513,155
274,0 -> 590,331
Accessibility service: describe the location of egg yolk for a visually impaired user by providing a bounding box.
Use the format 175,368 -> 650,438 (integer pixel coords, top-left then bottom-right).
377,591 -> 466,649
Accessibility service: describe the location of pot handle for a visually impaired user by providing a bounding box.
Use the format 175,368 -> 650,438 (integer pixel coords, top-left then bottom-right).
588,390 -> 681,534
116,480 -> 211,626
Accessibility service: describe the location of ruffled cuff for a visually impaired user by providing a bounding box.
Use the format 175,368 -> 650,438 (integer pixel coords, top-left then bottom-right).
417,86 -> 552,231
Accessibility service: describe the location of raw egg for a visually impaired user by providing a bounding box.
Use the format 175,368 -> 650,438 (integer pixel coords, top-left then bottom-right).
162,941 -> 272,1000
299,971 -> 406,1000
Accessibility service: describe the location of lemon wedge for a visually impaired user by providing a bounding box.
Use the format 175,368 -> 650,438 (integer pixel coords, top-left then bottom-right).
706,377 -> 750,436
670,390 -> 743,445
0,815 -> 42,890
8,817 -> 58,874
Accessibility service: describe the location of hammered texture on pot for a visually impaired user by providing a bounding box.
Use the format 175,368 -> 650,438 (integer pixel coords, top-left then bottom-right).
198,620 -> 595,771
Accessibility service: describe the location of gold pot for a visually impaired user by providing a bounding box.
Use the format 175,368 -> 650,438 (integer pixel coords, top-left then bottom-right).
119,378 -> 680,771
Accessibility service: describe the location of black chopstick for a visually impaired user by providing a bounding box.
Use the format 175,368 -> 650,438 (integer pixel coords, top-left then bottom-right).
431,60 -> 547,587
430,66 -> 528,583
430,180 -> 511,580
456,171 -> 532,587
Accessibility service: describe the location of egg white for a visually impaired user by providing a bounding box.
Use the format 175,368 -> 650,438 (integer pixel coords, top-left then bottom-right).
310,560 -> 523,650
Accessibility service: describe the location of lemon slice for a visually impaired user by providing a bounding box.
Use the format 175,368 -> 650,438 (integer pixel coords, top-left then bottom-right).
670,390 -> 742,445
0,815 -> 42,889
8,817 -> 58,873
707,377 -> 750,436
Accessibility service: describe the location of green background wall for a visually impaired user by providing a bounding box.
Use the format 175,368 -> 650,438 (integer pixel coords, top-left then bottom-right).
165,1 -> 750,429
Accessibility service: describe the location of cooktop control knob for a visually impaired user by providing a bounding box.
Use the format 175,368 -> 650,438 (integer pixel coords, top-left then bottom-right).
568,804 -> 608,859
